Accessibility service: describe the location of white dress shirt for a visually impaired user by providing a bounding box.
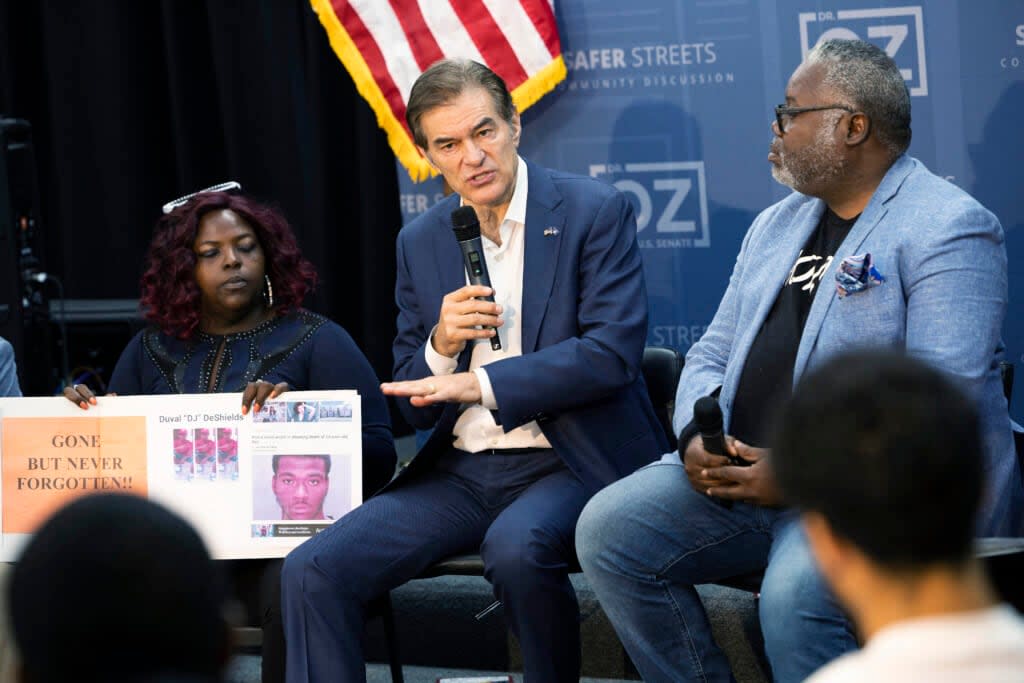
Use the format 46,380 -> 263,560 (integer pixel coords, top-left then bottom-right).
424,156 -> 551,452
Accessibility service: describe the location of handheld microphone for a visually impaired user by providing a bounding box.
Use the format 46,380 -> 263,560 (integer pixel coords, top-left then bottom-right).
693,396 -> 726,456
692,396 -> 734,508
693,396 -> 751,467
451,206 -> 501,351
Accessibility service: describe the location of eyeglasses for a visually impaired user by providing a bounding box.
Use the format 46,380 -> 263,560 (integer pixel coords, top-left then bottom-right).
774,104 -> 855,134
161,181 -> 242,214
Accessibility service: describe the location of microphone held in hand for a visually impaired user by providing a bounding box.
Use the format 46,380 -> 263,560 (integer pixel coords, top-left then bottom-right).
692,396 -> 751,467
692,395 -> 734,508
451,206 -> 501,351
693,396 -> 726,456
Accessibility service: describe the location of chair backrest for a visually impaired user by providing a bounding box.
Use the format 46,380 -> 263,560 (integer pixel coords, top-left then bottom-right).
641,346 -> 685,446
1000,360 -> 1014,404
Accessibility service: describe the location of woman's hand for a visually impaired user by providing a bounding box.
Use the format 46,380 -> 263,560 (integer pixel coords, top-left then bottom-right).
242,380 -> 289,414
62,384 -> 116,410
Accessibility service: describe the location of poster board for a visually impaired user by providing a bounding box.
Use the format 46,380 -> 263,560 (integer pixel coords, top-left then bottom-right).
0,390 -> 362,560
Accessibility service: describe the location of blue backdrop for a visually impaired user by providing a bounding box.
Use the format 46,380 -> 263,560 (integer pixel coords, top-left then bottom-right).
396,1 -> 1024,415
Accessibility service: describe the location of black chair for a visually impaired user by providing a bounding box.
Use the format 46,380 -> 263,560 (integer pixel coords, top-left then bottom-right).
1000,360 -> 1014,405
376,346 -> 685,680
998,360 -> 1021,479
978,537 -> 1024,612
642,345 -> 685,443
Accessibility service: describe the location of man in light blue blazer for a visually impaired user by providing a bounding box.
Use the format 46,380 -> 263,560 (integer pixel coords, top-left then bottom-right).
281,59 -> 666,682
577,39 -> 1024,683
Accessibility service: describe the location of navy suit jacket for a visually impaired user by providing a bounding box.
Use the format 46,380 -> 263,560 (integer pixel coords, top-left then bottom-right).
392,160 -> 667,495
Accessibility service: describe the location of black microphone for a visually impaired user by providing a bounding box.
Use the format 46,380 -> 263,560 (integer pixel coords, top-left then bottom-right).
451,206 -> 501,351
692,396 -> 733,508
693,396 -> 726,456
693,396 -> 750,467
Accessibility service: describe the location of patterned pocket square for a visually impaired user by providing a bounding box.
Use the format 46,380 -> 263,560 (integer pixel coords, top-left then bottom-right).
835,252 -> 885,298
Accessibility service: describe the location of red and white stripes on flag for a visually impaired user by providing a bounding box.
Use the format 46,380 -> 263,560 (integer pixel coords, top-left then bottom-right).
310,0 -> 566,181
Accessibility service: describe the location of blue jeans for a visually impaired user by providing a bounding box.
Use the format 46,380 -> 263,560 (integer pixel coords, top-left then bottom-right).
575,457 -> 856,682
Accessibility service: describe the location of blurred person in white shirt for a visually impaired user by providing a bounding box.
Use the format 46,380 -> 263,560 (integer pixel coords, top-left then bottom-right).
772,349 -> 1024,683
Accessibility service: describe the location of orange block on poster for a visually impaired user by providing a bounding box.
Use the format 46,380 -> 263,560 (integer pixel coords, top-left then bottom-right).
2,416 -> 148,533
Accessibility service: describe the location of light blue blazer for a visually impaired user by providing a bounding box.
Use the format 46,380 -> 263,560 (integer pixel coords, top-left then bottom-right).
673,155 -> 1023,535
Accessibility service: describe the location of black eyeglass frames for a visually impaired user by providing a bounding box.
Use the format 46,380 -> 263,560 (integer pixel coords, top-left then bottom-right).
774,104 -> 856,134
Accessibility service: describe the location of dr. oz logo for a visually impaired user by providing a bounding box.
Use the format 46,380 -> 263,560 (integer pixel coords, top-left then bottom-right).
799,6 -> 927,96
590,161 -> 710,248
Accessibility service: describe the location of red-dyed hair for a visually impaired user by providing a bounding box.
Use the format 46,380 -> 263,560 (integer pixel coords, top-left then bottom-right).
140,192 -> 318,339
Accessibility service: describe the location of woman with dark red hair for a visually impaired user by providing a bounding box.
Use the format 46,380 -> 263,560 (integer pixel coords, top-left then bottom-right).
63,184 -> 397,683
64,185 -> 395,486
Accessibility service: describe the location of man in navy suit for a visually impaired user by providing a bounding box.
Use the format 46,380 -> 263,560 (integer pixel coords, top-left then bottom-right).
281,59 -> 667,682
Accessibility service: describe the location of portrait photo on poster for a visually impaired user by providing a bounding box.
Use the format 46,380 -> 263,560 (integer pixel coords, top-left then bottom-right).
171,427 -> 194,481
192,427 -> 217,481
216,427 -> 239,480
251,402 -> 288,423
250,452 -> 352,522
286,400 -> 319,423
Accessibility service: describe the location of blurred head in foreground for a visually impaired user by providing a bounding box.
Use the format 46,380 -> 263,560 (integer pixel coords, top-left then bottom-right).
7,493 -> 229,682
773,350 -> 991,638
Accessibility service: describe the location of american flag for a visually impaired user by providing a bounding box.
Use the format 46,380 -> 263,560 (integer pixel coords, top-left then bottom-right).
310,0 -> 566,181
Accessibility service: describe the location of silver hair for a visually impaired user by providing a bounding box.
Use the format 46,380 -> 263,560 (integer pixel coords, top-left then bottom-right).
805,39 -> 912,159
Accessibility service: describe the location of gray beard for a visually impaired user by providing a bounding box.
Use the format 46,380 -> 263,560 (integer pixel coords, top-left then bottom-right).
771,123 -> 846,193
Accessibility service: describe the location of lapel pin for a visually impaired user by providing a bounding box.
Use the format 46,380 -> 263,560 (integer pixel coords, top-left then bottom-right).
543,227 -> 560,237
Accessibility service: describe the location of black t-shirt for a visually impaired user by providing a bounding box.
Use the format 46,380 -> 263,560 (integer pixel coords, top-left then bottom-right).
727,208 -> 858,446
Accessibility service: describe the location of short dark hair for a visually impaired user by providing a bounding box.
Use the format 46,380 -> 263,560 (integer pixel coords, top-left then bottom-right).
141,192 -> 318,340
272,453 -> 332,476
8,494 -> 227,682
773,350 -> 982,570
406,59 -> 516,149
805,38 -> 912,159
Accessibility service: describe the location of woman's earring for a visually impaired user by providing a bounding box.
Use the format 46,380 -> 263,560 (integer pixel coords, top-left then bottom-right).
263,274 -> 275,308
